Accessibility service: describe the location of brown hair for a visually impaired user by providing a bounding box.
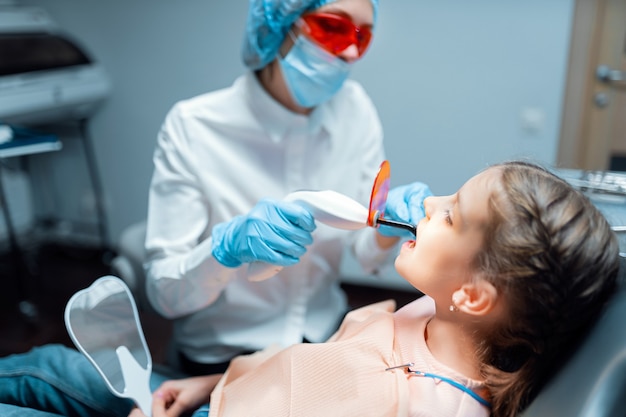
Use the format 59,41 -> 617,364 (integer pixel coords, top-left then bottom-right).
475,161 -> 619,417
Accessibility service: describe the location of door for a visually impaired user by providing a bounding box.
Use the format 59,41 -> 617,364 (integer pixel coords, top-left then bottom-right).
558,0 -> 626,171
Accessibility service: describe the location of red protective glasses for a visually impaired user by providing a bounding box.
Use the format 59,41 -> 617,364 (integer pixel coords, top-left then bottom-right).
298,12 -> 373,58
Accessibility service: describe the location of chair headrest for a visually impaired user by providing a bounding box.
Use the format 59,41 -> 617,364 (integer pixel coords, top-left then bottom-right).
522,257 -> 626,417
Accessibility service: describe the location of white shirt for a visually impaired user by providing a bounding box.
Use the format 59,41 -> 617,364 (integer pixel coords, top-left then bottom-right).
145,72 -> 393,363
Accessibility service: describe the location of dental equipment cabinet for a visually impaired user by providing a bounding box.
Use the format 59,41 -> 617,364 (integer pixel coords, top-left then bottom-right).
556,168 -> 626,255
0,5 -> 111,321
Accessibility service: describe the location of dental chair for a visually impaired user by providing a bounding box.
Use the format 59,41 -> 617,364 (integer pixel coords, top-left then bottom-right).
110,220 -> 151,313
521,255 -> 626,417
111,220 -> 626,415
110,220 -> 185,374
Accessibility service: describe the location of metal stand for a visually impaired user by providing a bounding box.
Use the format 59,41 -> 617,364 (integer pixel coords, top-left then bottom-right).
0,165 -> 39,322
78,118 -> 112,253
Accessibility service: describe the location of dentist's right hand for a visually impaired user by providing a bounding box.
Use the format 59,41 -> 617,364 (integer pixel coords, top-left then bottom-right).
211,198 -> 316,268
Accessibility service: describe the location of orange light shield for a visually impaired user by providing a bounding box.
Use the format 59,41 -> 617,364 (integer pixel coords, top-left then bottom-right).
367,160 -> 390,227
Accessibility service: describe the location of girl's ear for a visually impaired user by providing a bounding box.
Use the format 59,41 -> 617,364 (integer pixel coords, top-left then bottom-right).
452,280 -> 498,317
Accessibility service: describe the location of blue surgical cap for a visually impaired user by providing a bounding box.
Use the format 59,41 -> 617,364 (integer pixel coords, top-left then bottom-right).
242,0 -> 379,70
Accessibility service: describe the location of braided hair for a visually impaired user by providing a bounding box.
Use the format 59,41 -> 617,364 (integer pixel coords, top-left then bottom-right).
474,161 -> 619,417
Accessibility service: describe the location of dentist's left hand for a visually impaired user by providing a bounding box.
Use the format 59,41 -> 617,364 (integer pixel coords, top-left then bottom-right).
377,182 -> 433,239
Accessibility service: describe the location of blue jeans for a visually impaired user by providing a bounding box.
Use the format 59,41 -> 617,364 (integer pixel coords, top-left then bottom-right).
0,344 -> 209,417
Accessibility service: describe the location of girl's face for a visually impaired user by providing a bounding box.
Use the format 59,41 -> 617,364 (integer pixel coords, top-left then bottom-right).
395,168 -> 499,304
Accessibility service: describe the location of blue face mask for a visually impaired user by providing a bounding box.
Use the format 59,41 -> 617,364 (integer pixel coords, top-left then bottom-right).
279,34 -> 351,108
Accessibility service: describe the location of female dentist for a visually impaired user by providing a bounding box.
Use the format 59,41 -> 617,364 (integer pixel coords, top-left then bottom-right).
144,0 -> 432,377
0,1 -> 433,416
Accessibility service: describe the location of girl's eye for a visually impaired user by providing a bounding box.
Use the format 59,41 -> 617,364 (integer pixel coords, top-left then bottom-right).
444,210 -> 453,225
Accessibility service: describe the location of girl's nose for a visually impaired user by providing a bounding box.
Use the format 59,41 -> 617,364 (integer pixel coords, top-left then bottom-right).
423,196 -> 434,219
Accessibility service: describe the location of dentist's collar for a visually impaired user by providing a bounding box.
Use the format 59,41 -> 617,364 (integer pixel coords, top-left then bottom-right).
245,71 -> 325,144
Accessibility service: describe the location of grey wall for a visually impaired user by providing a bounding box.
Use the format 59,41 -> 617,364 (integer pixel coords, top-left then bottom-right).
14,0 -> 573,286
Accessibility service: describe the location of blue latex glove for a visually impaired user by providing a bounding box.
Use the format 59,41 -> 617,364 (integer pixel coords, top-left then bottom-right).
378,182 -> 433,239
212,198 -> 316,268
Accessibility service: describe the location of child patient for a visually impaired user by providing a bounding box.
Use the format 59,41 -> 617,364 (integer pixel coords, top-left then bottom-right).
0,160 -> 619,417
131,160 -> 619,417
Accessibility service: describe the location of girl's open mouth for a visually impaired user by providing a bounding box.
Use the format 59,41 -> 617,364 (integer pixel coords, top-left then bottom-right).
403,240 -> 416,250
